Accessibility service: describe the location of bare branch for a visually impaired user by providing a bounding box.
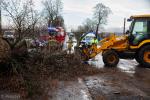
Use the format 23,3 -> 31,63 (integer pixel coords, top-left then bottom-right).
1,0 -> 40,49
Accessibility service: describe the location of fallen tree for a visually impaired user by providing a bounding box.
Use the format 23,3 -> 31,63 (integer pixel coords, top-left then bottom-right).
0,42 -> 103,99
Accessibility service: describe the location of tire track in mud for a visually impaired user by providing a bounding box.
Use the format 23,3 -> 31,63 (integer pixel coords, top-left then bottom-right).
48,78 -> 93,100
78,78 -> 92,100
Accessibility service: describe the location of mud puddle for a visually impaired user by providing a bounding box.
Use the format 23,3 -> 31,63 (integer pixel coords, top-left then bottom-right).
48,78 -> 92,100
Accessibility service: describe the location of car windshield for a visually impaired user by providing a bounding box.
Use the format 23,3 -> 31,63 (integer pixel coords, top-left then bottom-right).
86,36 -> 93,40
4,32 -> 13,35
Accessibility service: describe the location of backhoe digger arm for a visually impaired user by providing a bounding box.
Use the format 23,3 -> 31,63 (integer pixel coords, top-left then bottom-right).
88,34 -> 128,59
89,34 -> 116,58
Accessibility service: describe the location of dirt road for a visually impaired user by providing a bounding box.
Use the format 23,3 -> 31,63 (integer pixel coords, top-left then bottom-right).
48,55 -> 150,100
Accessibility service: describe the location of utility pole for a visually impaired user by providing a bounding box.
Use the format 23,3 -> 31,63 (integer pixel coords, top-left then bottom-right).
0,1 -> 2,35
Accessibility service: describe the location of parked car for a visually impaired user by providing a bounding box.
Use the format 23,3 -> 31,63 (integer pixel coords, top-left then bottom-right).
3,31 -> 15,39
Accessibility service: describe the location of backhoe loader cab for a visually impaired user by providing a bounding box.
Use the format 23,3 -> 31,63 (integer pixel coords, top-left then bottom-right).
128,15 -> 150,46
126,15 -> 150,67
107,14 -> 150,67
80,14 -> 150,67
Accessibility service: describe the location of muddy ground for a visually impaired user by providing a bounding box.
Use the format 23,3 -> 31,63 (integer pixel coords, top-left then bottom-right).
46,55 -> 150,100
0,53 -> 150,100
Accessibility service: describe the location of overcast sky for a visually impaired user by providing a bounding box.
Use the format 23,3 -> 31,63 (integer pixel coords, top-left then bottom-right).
2,0 -> 150,32
61,0 -> 150,31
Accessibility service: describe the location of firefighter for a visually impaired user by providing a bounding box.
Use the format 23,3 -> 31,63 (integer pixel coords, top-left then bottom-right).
67,36 -> 74,54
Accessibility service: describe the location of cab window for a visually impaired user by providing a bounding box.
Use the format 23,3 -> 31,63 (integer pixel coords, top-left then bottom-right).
148,21 -> 150,33
132,20 -> 147,35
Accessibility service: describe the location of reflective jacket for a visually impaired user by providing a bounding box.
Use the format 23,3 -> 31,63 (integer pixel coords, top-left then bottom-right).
91,38 -> 98,44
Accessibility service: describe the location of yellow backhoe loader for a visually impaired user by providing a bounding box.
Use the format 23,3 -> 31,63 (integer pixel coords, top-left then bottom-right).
80,14 -> 150,67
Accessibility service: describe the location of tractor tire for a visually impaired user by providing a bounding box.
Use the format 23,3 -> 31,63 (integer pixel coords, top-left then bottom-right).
135,52 -> 141,64
138,45 -> 150,67
102,50 -> 119,67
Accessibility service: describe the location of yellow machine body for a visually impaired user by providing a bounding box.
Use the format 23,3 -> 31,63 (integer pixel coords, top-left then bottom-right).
83,34 -> 150,60
82,34 -> 129,59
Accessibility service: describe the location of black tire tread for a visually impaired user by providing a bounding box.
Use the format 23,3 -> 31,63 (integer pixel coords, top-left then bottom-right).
138,45 -> 150,67
102,50 -> 119,67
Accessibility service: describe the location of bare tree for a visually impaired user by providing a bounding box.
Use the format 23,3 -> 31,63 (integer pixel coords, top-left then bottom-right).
42,0 -> 63,27
75,3 -> 111,36
1,0 -> 40,49
83,18 -> 97,32
93,3 -> 112,37
55,0 -> 63,16
74,18 -> 96,34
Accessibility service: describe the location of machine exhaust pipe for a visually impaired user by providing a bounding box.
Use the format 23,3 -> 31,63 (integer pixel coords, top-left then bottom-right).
123,18 -> 126,35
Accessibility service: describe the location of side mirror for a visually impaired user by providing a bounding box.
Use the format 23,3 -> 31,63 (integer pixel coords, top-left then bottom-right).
127,18 -> 132,22
126,30 -> 130,35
